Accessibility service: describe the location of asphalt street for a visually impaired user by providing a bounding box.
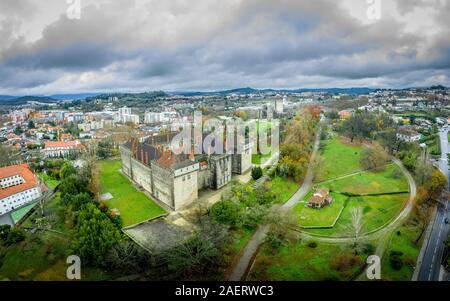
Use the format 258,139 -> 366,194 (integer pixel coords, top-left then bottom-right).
417,127 -> 450,281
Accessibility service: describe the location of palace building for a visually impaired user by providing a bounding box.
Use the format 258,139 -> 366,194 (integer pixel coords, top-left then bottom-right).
120,131 -> 253,211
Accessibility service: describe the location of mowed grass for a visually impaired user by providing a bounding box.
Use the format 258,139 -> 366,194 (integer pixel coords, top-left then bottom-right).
252,152 -> 272,165
303,193 -> 408,237
266,176 -> 299,204
98,160 -> 166,227
293,193 -> 348,228
315,137 -> 364,182
322,164 -> 409,195
381,220 -> 423,281
248,239 -> 367,281
38,173 -> 60,189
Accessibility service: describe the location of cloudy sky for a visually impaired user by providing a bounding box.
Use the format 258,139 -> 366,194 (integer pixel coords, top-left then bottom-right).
0,0 -> 449,95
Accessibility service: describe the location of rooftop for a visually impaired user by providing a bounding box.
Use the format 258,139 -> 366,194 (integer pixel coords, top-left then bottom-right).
0,164 -> 40,200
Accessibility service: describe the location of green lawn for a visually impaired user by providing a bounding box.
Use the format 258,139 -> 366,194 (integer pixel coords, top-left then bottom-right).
315,137 -> 364,182
322,164 -> 409,195
303,193 -> 409,237
248,239 -> 367,281
293,193 -> 348,228
266,176 -> 299,204
230,227 -> 255,255
252,152 -> 272,165
98,160 -> 166,227
381,220 -> 423,281
38,173 -> 60,189
0,231 -> 111,281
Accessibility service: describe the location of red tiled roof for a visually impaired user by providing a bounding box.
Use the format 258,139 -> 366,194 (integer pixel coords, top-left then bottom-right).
44,140 -> 81,149
0,164 -> 39,199
309,195 -> 325,205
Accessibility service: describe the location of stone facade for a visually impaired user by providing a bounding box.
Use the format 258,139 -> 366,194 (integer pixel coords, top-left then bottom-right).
120,135 -> 252,211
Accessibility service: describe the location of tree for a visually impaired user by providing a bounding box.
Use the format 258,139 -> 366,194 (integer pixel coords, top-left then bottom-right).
60,162 -> 77,180
0,225 -> 11,242
415,151 -> 433,185
424,169 -> 447,203
61,192 -> 92,211
413,187 -> 435,244
0,144 -> 15,167
325,110 -> 340,121
209,199 -> 243,228
348,206 -> 364,253
251,166 -> 263,180
0,225 -> 25,246
106,241 -> 152,274
360,143 -> 390,171
71,203 -> 122,267
28,120 -> 35,129
163,217 -> 231,280
264,209 -> 298,250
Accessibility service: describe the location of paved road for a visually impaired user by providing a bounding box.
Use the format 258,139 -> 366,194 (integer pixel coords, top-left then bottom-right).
417,127 -> 450,281
228,128 -> 322,281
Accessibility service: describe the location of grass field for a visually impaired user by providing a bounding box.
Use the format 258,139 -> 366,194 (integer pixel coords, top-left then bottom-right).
294,193 -> 348,228
98,160 -> 166,227
248,239 -> 367,281
252,152 -> 272,165
38,173 -> 60,189
381,220 -> 423,281
266,176 -> 299,204
322,164 -> 409,195
303,193 -> 408,237
315,136 -> 364,182
297,135 -> 410,237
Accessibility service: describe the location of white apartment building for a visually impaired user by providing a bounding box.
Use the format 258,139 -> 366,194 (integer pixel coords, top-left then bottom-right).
117,107 -> 140,124
42,140 -> 83,158
0,164 -> 42,226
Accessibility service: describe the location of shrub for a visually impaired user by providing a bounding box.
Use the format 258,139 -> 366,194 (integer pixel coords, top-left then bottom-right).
331,254 -> 362,271
251,167 -> 263,180
389,251 -> 404,270
308,241 -> 318,248
362,243 -> 375,255
265,232 -> 285,250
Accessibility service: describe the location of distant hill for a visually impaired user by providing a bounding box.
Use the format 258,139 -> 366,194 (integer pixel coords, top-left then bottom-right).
48,93 -> 102,101
0,96 -> 58,106
0,95 -> 17,101
170,87 -> 374,96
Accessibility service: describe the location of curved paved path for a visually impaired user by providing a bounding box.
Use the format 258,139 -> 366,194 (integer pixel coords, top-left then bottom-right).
229,136 -> 417,280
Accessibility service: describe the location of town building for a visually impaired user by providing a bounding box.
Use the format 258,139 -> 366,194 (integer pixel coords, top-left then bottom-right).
0,164 -> 42,226
42,140 -> 84,158
308,188 -> 333,209
396,126 -> 421,142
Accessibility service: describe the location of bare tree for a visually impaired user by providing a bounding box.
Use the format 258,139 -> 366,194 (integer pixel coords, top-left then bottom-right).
349,206 -> 364,253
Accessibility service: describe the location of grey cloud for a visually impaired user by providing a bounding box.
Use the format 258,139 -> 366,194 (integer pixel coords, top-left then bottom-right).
0,0 -> 450,94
